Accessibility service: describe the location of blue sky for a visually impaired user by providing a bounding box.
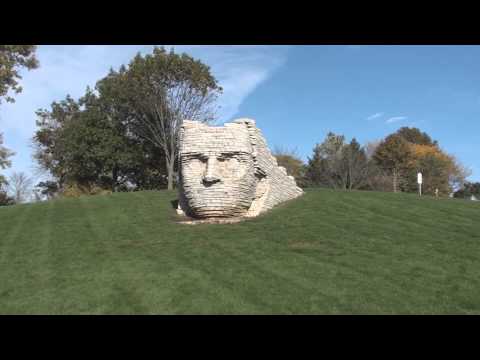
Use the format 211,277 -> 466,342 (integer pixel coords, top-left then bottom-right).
1,45 -> 479,182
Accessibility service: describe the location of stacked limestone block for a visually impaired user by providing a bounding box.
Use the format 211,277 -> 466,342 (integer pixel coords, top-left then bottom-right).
177,118 -> 303,219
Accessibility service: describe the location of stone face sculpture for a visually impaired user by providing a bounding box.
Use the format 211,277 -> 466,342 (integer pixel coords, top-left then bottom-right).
176,118 -> 303,219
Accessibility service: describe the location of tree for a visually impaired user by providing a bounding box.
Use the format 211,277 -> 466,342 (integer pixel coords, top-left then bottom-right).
0,190 -> 14,206
362,140 -> 391,192
305,132 -> 348,189
409,144 -> 470,196
36,180 -> 59,200
8,172 -> 33,203
373,134 -> 414,193
305,133 -> 370,190
119,47 -> 222,190
454,182 -> 480,199
32,89 -> 168,193
0,132 -> 14,187
343,138 -> 369,190
0,45 -> 39,104
32,95 -> 81,187
272,146 -> 306,186
395,127 -> 436,146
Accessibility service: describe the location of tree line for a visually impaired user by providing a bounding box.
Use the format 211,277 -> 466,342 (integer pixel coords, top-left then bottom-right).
274,127 -> 473,197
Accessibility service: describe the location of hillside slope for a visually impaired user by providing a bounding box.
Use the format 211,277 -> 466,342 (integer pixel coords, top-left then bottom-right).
0,189 -> 479,314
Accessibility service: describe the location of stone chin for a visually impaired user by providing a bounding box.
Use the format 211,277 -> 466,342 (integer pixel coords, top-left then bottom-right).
176,118 -> 303,220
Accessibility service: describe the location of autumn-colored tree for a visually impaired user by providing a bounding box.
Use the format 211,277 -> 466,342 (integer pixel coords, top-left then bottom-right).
373,134 -> 414,193
0,45 -> 39,104
395,127 -> 437,146
409,144 -> 469,196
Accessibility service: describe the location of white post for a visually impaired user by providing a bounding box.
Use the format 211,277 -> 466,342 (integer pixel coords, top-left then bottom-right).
417,172 -> 423,197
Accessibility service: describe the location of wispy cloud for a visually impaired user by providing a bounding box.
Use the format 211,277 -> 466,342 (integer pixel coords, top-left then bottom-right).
366,112 -> 384,120
386,116 -> 407,124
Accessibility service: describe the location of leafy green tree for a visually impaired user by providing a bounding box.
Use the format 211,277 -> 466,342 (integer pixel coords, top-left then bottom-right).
0,45 -> 39,104
0,190 -> 14,206
305,133 -> 370,190
343,138 -> 369,190
305,132 -> 347,189
33,95 -> 81,187
117,47 -> 222,190
33,89 -> 167,193
373,134 -> 414,193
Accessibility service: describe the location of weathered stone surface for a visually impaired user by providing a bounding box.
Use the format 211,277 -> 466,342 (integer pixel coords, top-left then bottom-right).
176,118 -> 303,219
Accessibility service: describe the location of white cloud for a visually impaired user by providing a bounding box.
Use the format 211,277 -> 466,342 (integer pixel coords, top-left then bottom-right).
366,112 -> 384,120
386,116 -> 407,124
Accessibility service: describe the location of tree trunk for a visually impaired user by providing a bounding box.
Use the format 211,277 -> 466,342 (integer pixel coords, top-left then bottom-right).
166,158 -> 175,190
393,168 -> 398,193
112,166 -> 118,192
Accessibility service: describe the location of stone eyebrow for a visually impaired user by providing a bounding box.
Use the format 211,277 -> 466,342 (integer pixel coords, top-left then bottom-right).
219,151 -> 250,156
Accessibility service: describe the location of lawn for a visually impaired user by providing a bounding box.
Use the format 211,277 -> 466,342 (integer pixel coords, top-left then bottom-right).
0,188 -> 479,314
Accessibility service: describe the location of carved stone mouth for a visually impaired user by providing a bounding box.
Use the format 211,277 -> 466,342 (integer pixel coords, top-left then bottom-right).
202,177 -> 221,186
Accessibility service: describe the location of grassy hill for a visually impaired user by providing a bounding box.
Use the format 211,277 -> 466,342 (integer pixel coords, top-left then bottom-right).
0,188 -> 479,314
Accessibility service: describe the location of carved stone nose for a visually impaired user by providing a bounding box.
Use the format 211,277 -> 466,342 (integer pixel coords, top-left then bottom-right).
203,156 -> 221,185
203,176 -> 220,185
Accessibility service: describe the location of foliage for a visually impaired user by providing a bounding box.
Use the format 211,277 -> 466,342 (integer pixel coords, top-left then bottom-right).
115,46 -> 222,190
60,183 -> 112,198
33,95 -> 81,185
395,126 -> 436,146
32,90 -> 167,193
0,132 -> 14,187
305,132 -> 347,189
371,128 -> 469,195
0,190 -> 14,206
36,181 -> 60,200
272,146 -> 306,187
373,134 -> 414,192
7,172 -> 33,203
407,144 -> 462,196
0,45 -> 39,104
343,138 -> 369,190
304,133 -> 369,190
32,47 -> 220,193
454,182 -> 480,199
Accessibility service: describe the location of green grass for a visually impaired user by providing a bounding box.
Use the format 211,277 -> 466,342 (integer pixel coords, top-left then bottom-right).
0,188 -> 479,314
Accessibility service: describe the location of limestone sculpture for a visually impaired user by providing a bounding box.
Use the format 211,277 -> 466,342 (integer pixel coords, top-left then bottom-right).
176,118 -> 303,220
